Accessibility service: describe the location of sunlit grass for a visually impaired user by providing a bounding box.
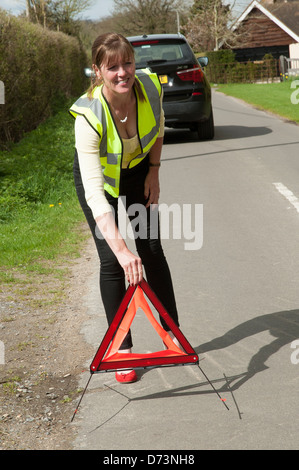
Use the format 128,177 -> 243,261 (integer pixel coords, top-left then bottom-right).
217,81 -> 299,124
0,99 -> 86,279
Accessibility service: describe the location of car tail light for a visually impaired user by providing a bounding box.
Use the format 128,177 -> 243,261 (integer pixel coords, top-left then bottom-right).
176,66 -> 204,83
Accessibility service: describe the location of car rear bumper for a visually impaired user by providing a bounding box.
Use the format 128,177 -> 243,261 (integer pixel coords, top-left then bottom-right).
163,95 -> 212,126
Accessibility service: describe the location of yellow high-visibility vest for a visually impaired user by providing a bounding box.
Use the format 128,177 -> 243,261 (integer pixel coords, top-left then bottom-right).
69,69 -> 162,198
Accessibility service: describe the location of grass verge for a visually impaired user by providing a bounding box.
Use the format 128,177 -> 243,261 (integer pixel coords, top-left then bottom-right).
216,81 -> 299,124
0,98 -> 87,287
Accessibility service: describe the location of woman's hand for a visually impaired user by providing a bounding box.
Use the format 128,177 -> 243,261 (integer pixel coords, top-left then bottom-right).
144,166 -> 160,208
96,211 -> 143,285
115,248 -> 143,286
145,137 -> 162,208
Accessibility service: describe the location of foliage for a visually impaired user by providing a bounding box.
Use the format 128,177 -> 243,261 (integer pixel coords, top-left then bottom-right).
24,0 -> 95,36
66,0 -> 192,52
0,10 -> 88,147
204,49 -> 236,64
0,99 -> 86,270
112,0 -> 187,35
182,0 -> 246,52
204,54 -> 279,84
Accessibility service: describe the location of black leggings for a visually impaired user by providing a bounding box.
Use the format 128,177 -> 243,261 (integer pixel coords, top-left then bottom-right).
73,150 -> 179,349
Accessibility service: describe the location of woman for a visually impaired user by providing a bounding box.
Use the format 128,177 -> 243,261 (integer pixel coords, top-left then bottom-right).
70,33 -> 179,383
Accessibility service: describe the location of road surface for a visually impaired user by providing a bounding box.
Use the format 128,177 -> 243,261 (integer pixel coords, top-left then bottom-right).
72,89 -> 299,451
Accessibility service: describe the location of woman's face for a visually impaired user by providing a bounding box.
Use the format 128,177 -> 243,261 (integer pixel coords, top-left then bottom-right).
94,53 -> 136,97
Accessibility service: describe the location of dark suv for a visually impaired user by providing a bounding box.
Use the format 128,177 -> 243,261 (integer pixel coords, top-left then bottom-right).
127,33 -> 214,140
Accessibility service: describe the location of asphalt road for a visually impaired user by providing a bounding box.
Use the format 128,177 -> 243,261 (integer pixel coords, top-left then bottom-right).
72,89 -> 299,451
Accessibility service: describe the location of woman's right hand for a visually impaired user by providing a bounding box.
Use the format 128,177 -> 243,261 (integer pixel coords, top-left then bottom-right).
96,212 -> 143,285
116,248 -> 143,286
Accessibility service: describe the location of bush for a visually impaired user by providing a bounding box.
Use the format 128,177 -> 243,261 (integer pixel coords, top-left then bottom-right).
0,10 -> 88,147
204,49 -> 236,65
203,53 -> 279,84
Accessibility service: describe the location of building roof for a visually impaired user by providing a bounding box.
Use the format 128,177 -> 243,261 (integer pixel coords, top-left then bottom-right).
266,1 -> 299,37
233,0 -> 299,43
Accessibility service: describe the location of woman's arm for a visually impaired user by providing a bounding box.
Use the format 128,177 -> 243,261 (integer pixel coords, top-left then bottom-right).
75,116 -> 143,285
75,116 -> 112,217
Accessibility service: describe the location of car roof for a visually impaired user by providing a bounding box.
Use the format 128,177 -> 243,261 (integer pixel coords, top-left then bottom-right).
127,33 -> 187,42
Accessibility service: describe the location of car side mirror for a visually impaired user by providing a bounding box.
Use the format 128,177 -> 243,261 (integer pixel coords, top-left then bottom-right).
197,57 -> 209,68
84,67 -> 96,78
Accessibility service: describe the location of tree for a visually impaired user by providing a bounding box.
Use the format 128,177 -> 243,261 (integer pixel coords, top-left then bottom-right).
183,0 -> 246,52
25,0 -> 95,35
112,0 -> 188,36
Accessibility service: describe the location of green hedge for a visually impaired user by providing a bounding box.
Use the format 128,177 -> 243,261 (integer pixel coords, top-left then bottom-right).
198,50 -> 279,84
0,10 -> 88,147
204,49 -> 236,65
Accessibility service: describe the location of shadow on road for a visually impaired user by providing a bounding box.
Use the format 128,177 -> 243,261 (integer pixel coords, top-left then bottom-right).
83,309 -> 299,430
196,309 -> 299,391
214,125 -> 272,140
164,124 -> 272,144
96,309 -> 299,415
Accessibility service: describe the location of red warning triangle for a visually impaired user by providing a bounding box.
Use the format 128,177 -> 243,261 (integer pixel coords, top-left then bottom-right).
90,280 -> 198,373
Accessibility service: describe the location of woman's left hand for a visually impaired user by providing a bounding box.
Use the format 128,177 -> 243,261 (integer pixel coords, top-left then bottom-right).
144,167 -> 160,208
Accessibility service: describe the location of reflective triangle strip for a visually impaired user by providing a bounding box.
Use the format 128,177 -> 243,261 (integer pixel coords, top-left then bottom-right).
90,280 -> 199,373
104,286 -> 184,360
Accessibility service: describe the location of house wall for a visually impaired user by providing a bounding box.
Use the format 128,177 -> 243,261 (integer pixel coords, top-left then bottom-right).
289,43 -> 299,58
238,8 -> 295,48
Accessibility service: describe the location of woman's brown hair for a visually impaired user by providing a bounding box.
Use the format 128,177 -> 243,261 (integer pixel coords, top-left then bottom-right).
87,32 -> 145,101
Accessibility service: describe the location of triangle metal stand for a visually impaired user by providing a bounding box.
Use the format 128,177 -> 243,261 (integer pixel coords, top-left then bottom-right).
71,280 -> 229,421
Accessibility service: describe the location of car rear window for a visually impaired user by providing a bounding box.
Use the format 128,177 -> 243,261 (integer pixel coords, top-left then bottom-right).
131,40 -> 193,67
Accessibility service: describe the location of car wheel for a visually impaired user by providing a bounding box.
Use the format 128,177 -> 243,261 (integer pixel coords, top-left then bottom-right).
197,109 -> 214,140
